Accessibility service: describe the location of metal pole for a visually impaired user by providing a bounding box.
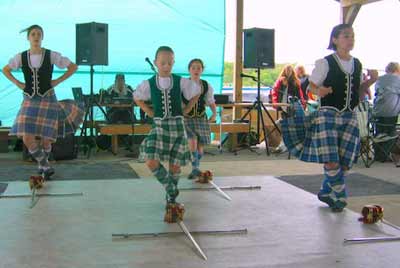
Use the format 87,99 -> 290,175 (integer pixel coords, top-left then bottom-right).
344,236 -> 400,244
256,67 -> 260,142
89,65 -> 94,138
1,192 -> 84,199
179,185 -> 261,191
112,228 -> 247,239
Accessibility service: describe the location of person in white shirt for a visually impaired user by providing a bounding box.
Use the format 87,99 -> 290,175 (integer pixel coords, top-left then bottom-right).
281,23 -> 377,212
2,24 -> 84,179
134,46 -> 200,223
184,58 -> 217,180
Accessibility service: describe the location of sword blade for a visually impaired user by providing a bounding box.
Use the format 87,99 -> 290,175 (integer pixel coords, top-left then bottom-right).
178,221 -> 208,260
180,185 -> 261,191
344,236 -> 400,243
209,181 -> 232,201
382,219 -> 400,232
1,192 -> 83,199
112,228 -> 248,239
30,188 -> 39,209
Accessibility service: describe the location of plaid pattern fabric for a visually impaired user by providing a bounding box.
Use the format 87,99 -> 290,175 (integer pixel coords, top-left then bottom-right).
139,117 -> 191,166
184,117 -> 211,145
282,103 -> 360,168
10,93 -> 84,141
57,100 -> 85,136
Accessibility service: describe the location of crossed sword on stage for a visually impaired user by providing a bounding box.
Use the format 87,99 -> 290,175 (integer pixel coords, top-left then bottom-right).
0,175 -> 83,209
175,178 -> 232,260
113,176 -> 259,260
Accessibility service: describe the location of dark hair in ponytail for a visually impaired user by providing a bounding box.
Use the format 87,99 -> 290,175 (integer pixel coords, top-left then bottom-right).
327,23 -> 352,51
20,25 -> 44,38
154,46 -> 174,60
188,58 -> 204,70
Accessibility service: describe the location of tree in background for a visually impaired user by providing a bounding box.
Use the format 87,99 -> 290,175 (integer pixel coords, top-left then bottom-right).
223,62 -> 290,87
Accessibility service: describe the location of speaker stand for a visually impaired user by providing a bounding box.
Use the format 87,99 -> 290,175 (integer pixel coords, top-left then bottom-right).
80,65 -> 108,158
222,67 -> 278,155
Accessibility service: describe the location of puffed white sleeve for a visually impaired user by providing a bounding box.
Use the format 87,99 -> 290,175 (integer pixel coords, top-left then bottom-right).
8,53 -> 22,70
133,80 -> 151,101
181,77 -> 201,100
50,51 -> 72,69
309,58 -> 329,86
205,82 -> 216,105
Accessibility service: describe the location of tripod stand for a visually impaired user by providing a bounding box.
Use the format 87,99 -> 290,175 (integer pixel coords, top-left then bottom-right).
237,68 -> 275,155
80,65 -> 108,158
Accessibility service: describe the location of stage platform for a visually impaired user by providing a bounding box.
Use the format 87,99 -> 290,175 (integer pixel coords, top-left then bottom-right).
1,175 -> 400,268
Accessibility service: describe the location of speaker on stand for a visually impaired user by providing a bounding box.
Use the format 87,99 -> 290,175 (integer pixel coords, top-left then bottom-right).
243,28 -> 275,69
241,28 -> 275,155
76,22 -> 109,158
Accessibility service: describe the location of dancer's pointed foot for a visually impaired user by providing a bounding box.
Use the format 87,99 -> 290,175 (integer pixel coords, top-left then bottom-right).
164,202 -> 185,223
196,170 -> 213,184
29,175 -> 44,190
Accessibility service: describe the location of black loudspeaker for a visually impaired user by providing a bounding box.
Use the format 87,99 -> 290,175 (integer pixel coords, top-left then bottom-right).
52,134 -> 78,160
76,22 -> 108,65
243,28 -> 275,69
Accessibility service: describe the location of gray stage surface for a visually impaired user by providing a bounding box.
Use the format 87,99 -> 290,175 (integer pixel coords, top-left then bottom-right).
1,176 -> 400,268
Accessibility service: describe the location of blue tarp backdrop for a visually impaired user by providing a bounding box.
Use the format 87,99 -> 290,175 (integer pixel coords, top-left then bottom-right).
0,0 -> 225,126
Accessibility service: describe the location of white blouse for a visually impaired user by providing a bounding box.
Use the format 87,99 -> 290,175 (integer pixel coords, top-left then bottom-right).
195,80 -> 215,105
134,76 -> 201,101
309,54 -> 361,86
8,49 -> 71,70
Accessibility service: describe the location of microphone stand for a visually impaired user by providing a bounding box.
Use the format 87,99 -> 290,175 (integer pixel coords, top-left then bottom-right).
145,57 -> 157,74
127,58 -> 156,157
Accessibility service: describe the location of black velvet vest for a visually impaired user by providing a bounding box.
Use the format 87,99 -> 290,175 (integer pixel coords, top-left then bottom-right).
21,49 -> 53,97
321,54 -> 362,112
182,79 -> 208,118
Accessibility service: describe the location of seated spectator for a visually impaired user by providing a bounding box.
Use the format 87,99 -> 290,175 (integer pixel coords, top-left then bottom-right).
272,65 -> 305,153
372,62 -> 400,164
272,65 -> 305,111
295,64 -> 311,100
106,73 -> 134,123
360,71 -> 373,101
107,73 -> 133,98
373,62 -> 400,133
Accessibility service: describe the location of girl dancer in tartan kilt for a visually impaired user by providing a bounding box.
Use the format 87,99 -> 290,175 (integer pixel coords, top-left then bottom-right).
281,24 -> 378,212
2,25 -> 84,179
184,59 -> 217,180
134,46 -> 200,222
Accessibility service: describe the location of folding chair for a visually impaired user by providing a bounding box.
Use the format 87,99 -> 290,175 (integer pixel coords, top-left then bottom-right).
355,101 -> 375,167
370,116 -> 399,165
355,101 -> 399,167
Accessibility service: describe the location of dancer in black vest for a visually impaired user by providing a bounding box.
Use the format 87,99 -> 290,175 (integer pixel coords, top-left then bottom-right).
183,59 -> 217,180
281,24 -> 378,212
2,25 -> 84,178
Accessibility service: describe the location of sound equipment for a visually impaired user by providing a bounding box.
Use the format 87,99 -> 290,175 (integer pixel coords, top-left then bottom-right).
107,108 -> 134,124
52,134 -> 78,160
243,28 -> 275,69
76,22 -> 108,66
96,135 -> 111,151
214,94 -> 230,104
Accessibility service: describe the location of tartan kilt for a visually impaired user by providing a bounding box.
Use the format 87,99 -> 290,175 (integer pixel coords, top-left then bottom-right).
184,116 -> 211,145
139,117 -> 191,166
281,102 -> 360,168
9,92 -> 84,141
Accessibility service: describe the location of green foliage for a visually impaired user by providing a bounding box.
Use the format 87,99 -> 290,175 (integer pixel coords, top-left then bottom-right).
223,62 -> 294,87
